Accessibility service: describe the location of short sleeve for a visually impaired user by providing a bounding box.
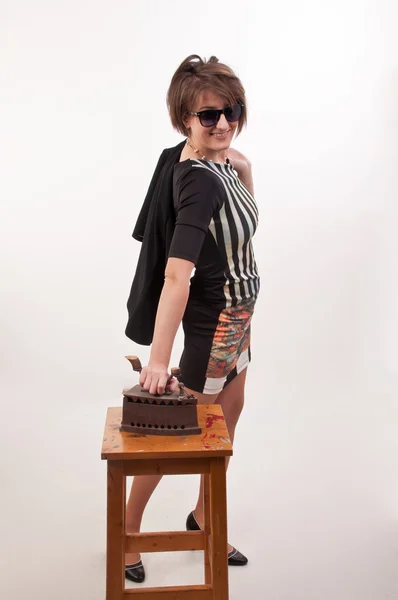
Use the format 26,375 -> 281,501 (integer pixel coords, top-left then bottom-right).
168,166 -> 224,265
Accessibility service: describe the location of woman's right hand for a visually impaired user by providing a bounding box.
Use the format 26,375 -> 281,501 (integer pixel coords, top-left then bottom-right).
139,363 -> 179,396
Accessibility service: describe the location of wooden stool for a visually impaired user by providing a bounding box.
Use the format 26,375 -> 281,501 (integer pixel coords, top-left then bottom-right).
101,404 -> 233,600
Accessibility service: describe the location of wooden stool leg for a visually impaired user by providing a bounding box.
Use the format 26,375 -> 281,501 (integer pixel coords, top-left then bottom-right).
106,461 -> 126,600
203,472 -> 211,584
209,457 -> 229,600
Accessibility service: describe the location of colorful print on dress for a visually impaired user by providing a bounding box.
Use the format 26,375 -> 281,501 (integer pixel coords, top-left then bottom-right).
206,297 -> 255,379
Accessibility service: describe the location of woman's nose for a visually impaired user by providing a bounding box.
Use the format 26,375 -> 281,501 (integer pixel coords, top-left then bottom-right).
216,113 -> 230,129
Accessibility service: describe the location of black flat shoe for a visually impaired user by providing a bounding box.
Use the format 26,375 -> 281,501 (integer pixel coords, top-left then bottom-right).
186,511 -> 248,566
226,546 -> 248,566
125,560 -> 145,583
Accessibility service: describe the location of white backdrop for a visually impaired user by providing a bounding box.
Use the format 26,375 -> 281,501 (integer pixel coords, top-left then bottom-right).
1,1 -> 397,599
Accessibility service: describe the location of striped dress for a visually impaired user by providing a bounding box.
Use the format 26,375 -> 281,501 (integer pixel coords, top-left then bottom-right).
169,157 -> 260,395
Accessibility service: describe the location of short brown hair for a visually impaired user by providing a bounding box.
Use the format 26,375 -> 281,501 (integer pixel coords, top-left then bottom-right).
166,54 -> 247,138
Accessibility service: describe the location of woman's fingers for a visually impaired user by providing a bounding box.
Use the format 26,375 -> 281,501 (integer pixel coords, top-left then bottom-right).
140,370 -> 152,390
155,373 -> 170,396
139,365 -> 174,396
167,376 -> 180,392
148,372 -> 166,396
148,374 -> 168,395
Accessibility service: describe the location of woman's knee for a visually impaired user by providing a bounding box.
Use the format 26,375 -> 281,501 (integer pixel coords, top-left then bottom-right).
223,392 -> 245,425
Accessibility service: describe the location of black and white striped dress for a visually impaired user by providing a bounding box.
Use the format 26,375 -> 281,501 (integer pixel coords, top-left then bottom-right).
169,156 -> 260,395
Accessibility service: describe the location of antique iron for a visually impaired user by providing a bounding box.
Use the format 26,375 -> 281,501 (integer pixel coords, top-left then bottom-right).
121,356 -> 201,436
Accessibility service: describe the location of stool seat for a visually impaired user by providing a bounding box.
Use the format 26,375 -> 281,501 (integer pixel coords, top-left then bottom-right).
102,404 -> 232,599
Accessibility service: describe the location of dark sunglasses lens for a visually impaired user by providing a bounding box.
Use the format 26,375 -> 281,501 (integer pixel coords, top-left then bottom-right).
199,110 -> 219,127
224,104 -> 242,122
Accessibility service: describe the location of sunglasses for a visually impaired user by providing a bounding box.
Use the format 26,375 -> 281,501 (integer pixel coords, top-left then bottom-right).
187,103 -> 243,127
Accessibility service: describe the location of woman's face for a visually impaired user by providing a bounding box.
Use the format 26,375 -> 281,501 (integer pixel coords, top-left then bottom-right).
183,89 -> 239,158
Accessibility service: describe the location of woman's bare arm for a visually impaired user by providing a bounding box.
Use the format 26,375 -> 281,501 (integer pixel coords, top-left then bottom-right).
139,256 -> 194,395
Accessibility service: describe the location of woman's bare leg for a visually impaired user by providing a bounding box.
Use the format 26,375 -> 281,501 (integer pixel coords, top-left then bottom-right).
188,367 -> 248,553
125,474 -> 164,565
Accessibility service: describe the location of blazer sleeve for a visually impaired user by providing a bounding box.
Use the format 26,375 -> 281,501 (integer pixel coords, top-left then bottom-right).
168,166 -> 224,265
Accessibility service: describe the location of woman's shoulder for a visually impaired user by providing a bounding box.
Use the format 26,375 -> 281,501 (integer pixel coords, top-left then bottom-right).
173,158 -> 227,180
173,160 -> 226,198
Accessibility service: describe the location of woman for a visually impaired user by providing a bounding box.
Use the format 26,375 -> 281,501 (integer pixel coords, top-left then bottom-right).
125,54 -> 260,583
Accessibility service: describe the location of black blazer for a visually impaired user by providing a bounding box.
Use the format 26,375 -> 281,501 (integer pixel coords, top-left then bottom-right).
125,139 -> 186,345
